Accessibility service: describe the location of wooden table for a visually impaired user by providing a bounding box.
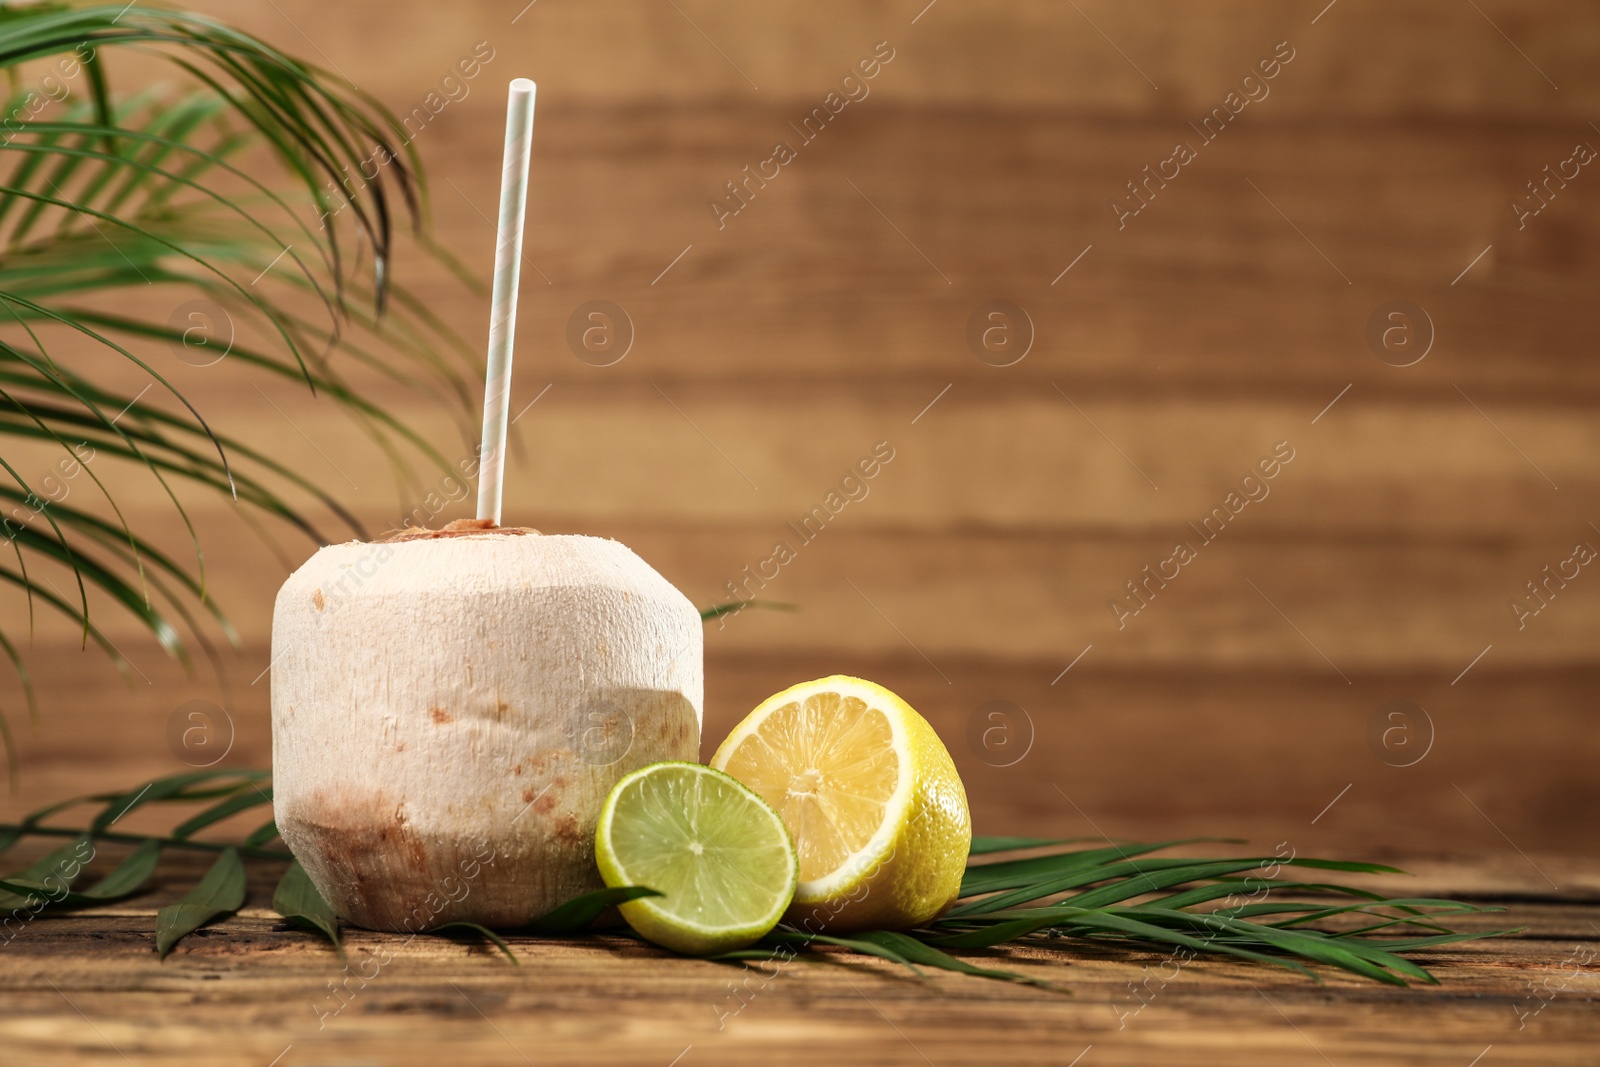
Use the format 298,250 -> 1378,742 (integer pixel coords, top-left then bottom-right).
2,652 -> 1596,1066
2,846 -> 1596,1066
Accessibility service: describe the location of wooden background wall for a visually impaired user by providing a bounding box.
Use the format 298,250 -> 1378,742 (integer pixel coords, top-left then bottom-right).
3,1 -> 1598,884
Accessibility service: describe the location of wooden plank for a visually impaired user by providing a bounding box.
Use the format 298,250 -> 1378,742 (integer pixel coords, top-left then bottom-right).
396,113 -> 1600,389
0,855 -> 1592,1066
8,390 -> 1594,537
1,733 -> 1594,1065
10,452 -> 1598,667
3,649 -> 1597,874
183,0 -> 1600,119
37,105 -> 1600,394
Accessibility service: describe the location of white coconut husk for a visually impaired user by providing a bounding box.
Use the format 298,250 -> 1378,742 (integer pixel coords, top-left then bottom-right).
271,527 -> 702,931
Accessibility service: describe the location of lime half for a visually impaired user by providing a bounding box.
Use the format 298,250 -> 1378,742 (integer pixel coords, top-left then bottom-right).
595,761 -> 798,956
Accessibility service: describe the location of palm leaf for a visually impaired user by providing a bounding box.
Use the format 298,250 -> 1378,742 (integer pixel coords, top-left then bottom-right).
428,921 -> 521,963
0,770 -> 1521,986
272,859 -> 341,956
155,845 -> 244,958
521,885 -> 663,935
0,3 -> 484,772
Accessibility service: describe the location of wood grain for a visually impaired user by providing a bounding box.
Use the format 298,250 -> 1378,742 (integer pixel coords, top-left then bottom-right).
0,845 -> 1594,1067
2,0 -> 1598,1062
4,652 -> 1597,887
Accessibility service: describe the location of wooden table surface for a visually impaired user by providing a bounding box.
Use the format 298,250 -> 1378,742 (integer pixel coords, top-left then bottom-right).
3,871 -> 1595,1067
2,652 -> 1597,1066
3,0 -> 1600,1062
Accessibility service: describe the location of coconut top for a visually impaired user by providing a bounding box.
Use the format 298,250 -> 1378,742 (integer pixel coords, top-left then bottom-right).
379,518 -> 540,542
283,527 -> 693,611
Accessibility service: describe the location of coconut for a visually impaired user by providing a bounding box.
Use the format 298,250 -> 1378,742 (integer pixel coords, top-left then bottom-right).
270,522 -> 703,931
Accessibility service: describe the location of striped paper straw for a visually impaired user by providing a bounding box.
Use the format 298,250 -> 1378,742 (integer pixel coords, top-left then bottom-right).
476,78 -> 537,525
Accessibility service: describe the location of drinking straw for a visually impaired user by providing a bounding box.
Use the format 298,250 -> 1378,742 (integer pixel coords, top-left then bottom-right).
476,78 -> 537,525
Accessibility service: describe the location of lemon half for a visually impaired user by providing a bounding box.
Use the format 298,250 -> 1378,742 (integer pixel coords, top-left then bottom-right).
710,675 -> 970,933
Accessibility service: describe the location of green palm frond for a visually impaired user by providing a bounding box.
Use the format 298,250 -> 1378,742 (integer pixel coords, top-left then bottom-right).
0,2 -> 483,770
0,775 -> 1519,977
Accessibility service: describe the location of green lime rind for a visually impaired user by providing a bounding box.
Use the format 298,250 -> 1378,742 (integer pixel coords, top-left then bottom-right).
595,761 -> 798,957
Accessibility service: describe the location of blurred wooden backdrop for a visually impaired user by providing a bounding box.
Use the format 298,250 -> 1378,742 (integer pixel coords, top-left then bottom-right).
3,0 -> 1599,883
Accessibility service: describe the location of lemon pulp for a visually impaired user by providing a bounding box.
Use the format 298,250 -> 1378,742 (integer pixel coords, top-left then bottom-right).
711,676 -> 970,932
